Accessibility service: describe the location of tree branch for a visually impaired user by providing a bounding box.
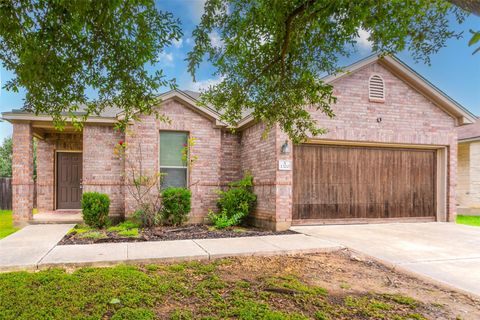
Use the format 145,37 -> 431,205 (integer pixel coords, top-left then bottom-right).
244,0 -> 318,88
448,0 -> 480,15
280,0 -> 317,65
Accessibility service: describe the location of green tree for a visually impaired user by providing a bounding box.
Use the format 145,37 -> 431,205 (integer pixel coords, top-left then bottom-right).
0,137 -> 36,178
187,0 -> 470,142
0,137 -> 12,177
0,0 -> 476,142
0,0 -> 182,128
450,0 -> 480,54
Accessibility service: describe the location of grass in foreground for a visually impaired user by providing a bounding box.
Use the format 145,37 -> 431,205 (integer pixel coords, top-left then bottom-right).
0,256 -> 457,320
0,210 -> 18,239
456,215 -> 480,227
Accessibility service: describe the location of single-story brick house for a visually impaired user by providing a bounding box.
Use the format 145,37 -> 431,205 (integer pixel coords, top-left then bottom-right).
457,118 -> 480,214
2,54 -> 475,230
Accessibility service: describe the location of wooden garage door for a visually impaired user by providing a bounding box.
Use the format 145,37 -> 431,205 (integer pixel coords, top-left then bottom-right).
293,144 -> 436,222
57,152 -> 82,209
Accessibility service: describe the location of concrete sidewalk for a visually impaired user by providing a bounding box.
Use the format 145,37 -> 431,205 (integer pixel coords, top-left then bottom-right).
293,223 -> 480,297
0,226 -> 342,271
0,224 -> 75,271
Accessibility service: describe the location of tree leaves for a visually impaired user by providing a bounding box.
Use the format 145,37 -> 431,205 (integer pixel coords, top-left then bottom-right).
0,0 -> 472,141
187,0 -> 466,142
0,0 -> 182,129
0,137 -> 12,178
468,29 -> 480,54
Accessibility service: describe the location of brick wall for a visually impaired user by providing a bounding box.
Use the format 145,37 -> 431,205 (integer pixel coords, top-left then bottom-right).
36,133 -> 82,212
220,130 -> 242,186
12,122 -> 34,221
124,111 -> 159,215
457,141 -> 480,210
457,143 -> 470,207
275,128 -> 293,229
125,99 -> 223,223
240,122 -> 278,228
468,142 -> 480,209
36,138 -> 54,212
312,63 -> 456,144
83,125 -> 125,218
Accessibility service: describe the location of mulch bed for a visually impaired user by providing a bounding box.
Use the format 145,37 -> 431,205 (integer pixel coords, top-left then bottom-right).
59,224 -> 297,245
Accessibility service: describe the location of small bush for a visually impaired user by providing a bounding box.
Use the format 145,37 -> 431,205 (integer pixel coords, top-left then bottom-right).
208,173 -> 256,229
81,192 -> 110,228
133,205 -> 162,228
161,187 -> 192,226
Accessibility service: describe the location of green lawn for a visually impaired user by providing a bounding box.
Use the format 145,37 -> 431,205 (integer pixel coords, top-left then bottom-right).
0,210 -> 18,239
0,257 -> 453,320
456,215 -> 480,227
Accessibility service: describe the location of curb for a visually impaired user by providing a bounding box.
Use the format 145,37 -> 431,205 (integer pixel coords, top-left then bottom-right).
346,248 -> 480,301
1,245 -> 344,272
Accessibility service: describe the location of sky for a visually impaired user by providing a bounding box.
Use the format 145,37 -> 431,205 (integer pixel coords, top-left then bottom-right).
0,1 -> 479,143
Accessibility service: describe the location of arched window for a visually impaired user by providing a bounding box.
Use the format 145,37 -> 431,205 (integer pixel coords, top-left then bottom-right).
369,74 -> 385,102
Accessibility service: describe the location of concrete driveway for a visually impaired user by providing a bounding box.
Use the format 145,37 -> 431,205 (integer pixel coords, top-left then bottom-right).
292,222 -> 480,297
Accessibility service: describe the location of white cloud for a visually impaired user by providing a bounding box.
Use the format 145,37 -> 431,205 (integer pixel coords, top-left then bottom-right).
158,52 -> 174,66
186,0 -> 207,23
185,0 -> 229,22
172,38 -> 183,48
209,31 -> 224,48
356,28 -> 372,53
186,77 -> 224,91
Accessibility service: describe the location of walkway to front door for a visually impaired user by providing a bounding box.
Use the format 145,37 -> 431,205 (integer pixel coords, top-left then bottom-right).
292,222 -> 480,297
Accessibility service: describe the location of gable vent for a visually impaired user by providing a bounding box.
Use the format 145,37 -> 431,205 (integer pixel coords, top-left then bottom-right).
369,74 -> 385,102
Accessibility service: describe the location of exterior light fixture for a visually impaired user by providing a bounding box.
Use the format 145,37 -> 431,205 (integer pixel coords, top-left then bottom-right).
280,140 -> 290,154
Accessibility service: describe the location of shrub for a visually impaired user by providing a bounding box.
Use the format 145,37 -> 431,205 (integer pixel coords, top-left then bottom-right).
133,205 -> 162,228
81,192 -> 110,228
161,187 -> 192,226
208,173 -> 256,229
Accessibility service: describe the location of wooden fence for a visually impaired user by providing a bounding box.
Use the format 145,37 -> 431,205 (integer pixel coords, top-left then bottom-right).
0,178 -> 37,211
0,178 -> 38,211
0,177 -> 12,210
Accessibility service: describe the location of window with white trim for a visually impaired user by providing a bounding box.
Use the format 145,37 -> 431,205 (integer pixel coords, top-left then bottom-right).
368,74 -> 385,102
159,131 -> 188,188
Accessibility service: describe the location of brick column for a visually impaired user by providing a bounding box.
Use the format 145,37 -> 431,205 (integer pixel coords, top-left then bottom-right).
275,127 -> 293,231
36,138 -> 55,212
469,143 -> 480,200
12,122 -> 34,222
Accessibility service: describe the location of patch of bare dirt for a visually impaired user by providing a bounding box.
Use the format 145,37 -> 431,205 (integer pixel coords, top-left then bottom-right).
214,250 -> 480,319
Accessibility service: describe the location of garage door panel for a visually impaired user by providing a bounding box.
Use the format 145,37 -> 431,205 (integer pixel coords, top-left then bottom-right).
293,144 -> 436,221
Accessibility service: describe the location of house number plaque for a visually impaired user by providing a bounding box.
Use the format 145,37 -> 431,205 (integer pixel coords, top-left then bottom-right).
278,160 -> 292,171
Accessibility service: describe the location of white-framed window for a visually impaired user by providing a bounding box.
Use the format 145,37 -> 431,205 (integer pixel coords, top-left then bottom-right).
159,131 -> 188,188
368,74 -> 385,102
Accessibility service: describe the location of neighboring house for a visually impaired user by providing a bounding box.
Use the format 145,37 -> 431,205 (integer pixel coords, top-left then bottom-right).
2,54 -> 475,230
457,119 -> 480,214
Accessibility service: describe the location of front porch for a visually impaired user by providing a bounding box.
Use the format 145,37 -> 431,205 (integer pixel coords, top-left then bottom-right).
31,210 -> 83,224
10,120 -> 125,225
